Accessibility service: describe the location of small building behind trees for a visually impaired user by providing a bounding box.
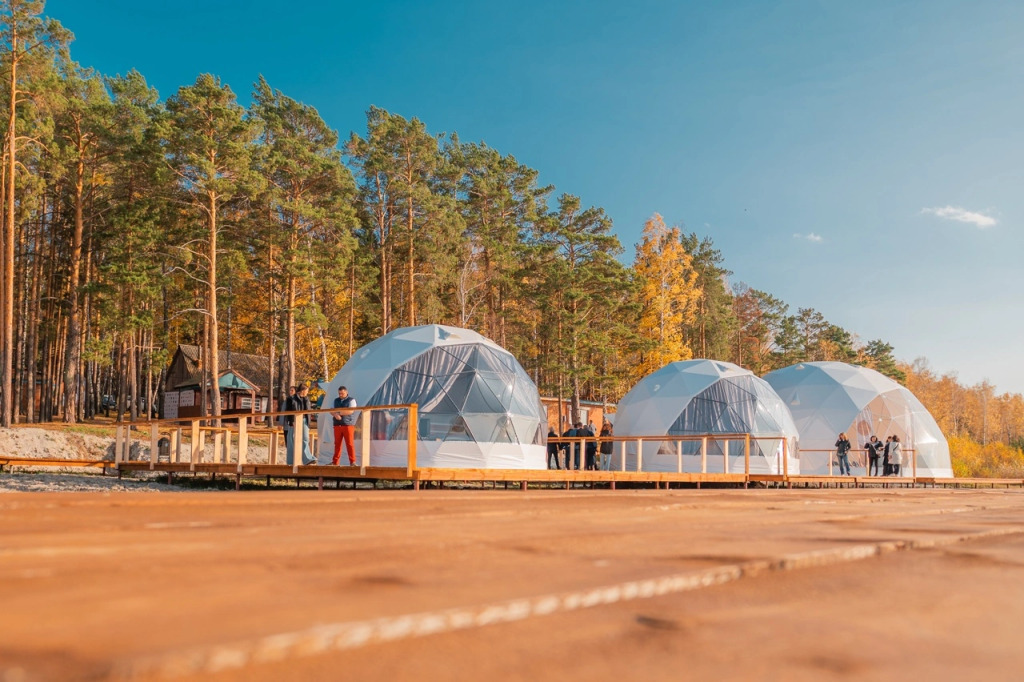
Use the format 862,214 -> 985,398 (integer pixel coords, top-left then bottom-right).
163,345 -> 276,419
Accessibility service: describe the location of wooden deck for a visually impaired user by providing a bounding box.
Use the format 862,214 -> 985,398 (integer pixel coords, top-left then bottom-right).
11,408 -> 1005,491
107,460 -> 1023,491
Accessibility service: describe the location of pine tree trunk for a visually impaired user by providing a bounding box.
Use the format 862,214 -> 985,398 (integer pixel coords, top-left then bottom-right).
268,243 -> 277,412
128,330 -> 138,421
2,32 -> 17,427
62,157 -> 86,423
286,223 -> 296,391
348,261 -> 356,358
25,201 -> 41,422
207,190 -> 221,418
13,218 -> 27,422
407,194 -> 415,327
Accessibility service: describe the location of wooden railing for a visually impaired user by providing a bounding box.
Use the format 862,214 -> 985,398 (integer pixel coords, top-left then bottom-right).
112,404 -> 419,476
547,434 -> 794,476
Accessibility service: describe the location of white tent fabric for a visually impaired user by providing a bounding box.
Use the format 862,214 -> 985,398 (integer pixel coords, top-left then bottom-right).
610,360 -> 800,474
316,325 -> 547,469
763,361 -> 953,477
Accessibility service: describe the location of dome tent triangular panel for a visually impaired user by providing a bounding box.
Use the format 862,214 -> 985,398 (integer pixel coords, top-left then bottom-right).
611,359 -> 800,474
763,361 -> 952,477
316,325 -> 546,469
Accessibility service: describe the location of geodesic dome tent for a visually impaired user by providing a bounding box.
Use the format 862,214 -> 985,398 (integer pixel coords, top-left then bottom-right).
316,325 -> 547,469
610,360 -> 800,474
763,362 -> 952,477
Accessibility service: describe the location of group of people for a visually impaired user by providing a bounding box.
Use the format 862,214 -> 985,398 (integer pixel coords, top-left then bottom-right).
280,384 -> 359,467
547,421 -> 613,470
834,433 -> 904,476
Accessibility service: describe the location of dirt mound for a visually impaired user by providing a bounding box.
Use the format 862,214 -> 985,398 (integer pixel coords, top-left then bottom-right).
0,427 -> 113,460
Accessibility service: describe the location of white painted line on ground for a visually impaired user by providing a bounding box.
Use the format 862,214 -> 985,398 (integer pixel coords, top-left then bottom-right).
111,525 -> 1024,680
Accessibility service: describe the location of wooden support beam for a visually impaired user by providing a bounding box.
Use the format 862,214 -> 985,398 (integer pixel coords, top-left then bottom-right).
150,423 -> 159,471
237,418 -> 247,473
360,408 -> 371,476
190,421 -> 200,471
406,404 -> 418,477
114,425 -> 124,468
744,434 -> 751,476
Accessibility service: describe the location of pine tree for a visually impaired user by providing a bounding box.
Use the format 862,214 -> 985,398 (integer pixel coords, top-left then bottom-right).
450,141 -> 550,344
164,74 -> 259,418
251,76 -> 357,390
53,61 -> 112,422
0,0 -> 69,426
731,283 -> 788,373
680,232 -> 736,360
347,107 -> 461,334
859,339 -> 906,382
98,70 -> 170,421
536,194 -> 633,420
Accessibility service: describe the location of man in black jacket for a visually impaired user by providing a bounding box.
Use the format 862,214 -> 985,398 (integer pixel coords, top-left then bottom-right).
286,384 -> 317,466
562,423 -> 579,470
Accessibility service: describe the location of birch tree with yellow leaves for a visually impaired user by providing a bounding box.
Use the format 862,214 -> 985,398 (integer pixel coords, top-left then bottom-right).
633,214 -> 701,379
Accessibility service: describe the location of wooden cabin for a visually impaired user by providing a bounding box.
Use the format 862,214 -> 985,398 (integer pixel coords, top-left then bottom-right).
541,397 -> 615,434
163,345 -> 276,419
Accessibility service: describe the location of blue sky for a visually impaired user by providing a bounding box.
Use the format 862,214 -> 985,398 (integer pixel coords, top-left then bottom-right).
50,0 -> 1024,393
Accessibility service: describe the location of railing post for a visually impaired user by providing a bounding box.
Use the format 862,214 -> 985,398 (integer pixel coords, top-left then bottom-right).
676,439 -> 683,474
197,428 -> 206,465
214,431 -> 224,466
407,404 -> 418,477
619,441 -> 626,472
115,424 -> 124,467
190,420 -> 200,471
171,427 -> 181,463
744,434 -> 751,476
290,418 -> 300,474
701,436 -> 707,474
238,417 -> 247,473
829,450 -> 834,476
782,438 -> 789,479
723,439 -> 730,474
149,423 -> 159,471
360,407 -> 371,475
635,438 -> 643,472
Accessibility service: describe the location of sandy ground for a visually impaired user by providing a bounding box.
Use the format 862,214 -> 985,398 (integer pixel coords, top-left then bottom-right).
1,488 -> 1023,681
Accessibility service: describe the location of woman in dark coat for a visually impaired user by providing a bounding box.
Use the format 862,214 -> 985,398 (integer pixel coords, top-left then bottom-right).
835,433 -> 852,476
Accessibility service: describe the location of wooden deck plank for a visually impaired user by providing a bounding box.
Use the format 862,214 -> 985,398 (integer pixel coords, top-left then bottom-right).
19,458 -> 1024,489
0,458 -> 111,469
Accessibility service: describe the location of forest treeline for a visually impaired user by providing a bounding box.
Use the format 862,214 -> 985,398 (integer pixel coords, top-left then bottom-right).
0,2 -> 1019,474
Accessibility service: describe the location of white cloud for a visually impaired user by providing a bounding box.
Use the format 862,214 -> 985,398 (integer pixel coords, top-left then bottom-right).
792,232 -> 824,243
921,205 -> 997,228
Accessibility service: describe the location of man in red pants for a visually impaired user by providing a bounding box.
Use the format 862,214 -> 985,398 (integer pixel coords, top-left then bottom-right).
331,386 -> 358,466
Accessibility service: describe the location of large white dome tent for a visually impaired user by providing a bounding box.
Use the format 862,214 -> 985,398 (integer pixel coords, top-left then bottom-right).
610,359 -> 800,474
763,361 -> 953,477
316,325 -> 547,469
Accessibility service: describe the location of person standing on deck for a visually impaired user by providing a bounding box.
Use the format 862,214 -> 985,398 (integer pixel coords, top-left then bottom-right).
835,433 -> 852,476
332,386 -> 358,466
865,435 -> 883,476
